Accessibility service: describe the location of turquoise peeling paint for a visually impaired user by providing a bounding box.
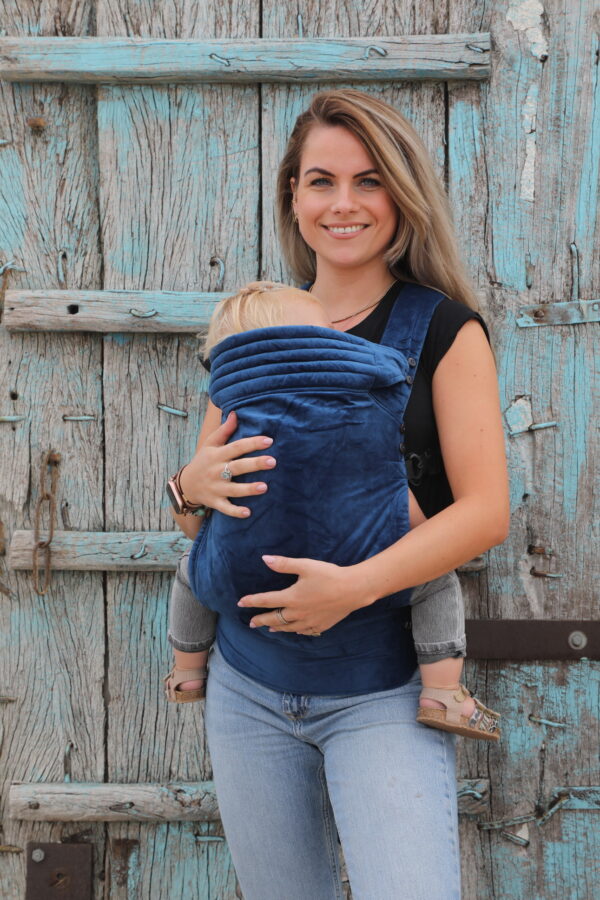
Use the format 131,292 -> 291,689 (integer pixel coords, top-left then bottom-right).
0,144 -> 27,257
0,35 -> 492,84
574,33 -> 600,296
482,660 -> 600,900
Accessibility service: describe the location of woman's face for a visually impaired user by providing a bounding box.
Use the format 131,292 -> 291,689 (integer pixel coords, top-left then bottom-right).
290,125 -> 398,275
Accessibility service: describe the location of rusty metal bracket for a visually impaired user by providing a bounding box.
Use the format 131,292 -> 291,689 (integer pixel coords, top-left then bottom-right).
26,842 -> 92,899
516,298 -> 600,327
465,619 -> 600,660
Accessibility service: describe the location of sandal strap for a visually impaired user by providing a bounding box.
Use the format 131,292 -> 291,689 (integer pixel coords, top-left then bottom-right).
163,666 -> 208,689
419,685 -> 471,725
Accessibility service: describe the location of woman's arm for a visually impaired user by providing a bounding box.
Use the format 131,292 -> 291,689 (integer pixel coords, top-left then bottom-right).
240,320 -> 509,633
172,400 -> 278,539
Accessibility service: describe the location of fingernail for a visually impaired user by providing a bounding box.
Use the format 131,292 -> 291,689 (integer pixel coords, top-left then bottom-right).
255,483 -> 267,493
249,622 -> 257,628
241,508 -> 251,517
262,437 -> 273,446
262,555 -> 276,564
265,457 -> 276,467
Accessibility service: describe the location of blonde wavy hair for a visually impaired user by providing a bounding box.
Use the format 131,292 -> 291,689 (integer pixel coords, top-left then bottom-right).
203,281 -> 296,358
276,89 -> 478,310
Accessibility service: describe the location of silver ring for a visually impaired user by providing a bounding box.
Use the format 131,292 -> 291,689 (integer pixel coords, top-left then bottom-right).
220,463 -> 233,481
276,608 -> 291,625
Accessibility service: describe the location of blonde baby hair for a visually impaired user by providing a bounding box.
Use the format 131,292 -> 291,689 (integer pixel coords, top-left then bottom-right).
202,280 -> 306,358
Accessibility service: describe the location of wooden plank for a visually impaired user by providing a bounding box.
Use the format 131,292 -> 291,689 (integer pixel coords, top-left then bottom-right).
0,34 -> 491,83
8,530 -> 190,571
4,289 -> 225,332
450,1 -> 600,894
0,2 -> 107,897
9,778 -> 490,822
95,2 -> 256,897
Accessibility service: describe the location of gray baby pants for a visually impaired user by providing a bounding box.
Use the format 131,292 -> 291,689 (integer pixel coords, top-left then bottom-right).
168,547 -> 466,665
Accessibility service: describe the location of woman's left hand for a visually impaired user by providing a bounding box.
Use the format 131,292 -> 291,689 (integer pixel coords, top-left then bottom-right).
237,555 -> 371,635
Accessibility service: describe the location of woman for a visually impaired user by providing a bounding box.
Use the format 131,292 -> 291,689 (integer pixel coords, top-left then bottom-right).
172,89 -> 509,899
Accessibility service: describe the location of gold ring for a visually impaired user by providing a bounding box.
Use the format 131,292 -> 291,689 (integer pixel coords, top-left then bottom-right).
276,608 -> 291,625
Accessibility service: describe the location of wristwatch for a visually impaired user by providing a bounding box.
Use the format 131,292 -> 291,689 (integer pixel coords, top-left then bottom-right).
166,466 -> 208,517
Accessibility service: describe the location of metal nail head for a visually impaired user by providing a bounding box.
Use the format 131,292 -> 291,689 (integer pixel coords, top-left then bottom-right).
31,848 -> 45,862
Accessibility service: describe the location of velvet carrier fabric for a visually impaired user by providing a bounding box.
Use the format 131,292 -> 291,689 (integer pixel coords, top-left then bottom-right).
188,283 -> 444,693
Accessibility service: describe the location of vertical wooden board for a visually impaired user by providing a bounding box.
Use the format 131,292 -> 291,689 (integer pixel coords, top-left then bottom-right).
261,1 -> 448,282
492,321 -> 599,618
105,823 -> 239,900
481,661 -> 600,900
451,0 -> 600,302
450,3 -> 600,898
0,5 -> 104,898
97,1 -> 258,895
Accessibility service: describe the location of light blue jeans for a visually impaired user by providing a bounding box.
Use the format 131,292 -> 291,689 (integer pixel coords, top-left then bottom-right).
205,641 -> 461,900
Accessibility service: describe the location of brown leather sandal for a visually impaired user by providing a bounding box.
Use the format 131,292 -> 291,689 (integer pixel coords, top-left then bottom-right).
163,666 -> 207,703
416,685 -> 501,741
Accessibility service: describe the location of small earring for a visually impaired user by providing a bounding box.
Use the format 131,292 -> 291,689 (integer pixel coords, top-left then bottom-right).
292,208 -> 298,224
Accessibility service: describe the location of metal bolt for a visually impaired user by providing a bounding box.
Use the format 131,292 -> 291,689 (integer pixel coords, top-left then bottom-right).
568,630 -> 587,650
31,848 -> 45,862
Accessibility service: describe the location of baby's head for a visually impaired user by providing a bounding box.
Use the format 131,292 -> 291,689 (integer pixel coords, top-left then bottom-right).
202,280 -> 330,359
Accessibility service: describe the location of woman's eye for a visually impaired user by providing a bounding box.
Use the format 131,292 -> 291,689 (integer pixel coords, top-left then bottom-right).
310,177 -> 331,186
361,177 -> 381,187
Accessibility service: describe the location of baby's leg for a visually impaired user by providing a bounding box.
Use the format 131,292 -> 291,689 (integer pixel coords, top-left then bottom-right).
167,547 -> 217,694
410,570 -> 471,707
410,573 -> 500,741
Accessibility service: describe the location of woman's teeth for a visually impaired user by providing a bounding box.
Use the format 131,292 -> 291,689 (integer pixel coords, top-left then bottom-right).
326,225 -> 366,234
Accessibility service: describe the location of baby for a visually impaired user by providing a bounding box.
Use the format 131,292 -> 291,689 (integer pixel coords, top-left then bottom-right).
164,281 -> 500,741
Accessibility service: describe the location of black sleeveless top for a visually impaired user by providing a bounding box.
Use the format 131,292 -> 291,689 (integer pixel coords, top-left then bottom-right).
348,280 -> 490,519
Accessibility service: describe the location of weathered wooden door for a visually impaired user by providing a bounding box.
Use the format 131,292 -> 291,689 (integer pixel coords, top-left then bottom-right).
1,1 -> 598,898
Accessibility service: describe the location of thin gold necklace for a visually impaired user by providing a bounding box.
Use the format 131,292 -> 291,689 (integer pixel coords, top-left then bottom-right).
309,280 -> 396,325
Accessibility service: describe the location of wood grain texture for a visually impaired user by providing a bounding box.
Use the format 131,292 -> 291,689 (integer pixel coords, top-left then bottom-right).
449,2 -> 600,898
95,1 -> 257,895
0,34 -> 491,83
8,530 -> 191,570
0,5 -> 106,898
4,289 -> 226,332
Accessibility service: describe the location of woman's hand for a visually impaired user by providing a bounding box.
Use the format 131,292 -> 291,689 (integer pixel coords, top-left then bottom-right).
237,555 -> 374,635
179,406 -> 277,518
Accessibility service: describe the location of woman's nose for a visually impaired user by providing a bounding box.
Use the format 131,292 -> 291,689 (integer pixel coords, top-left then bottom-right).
330,185 -> 359,214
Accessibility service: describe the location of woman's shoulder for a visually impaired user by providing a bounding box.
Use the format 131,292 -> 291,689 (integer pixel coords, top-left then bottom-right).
421,294 -> 490,379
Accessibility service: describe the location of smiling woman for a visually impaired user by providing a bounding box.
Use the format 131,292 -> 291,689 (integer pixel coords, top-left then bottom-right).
172,88 -> 508,900
289,127 -> 398,321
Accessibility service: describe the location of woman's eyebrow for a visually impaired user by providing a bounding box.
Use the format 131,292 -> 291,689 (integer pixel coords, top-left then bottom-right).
303,167 -> 379,178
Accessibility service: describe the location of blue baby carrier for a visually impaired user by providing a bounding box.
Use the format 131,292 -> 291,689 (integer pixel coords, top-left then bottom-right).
188,283 -> 443,693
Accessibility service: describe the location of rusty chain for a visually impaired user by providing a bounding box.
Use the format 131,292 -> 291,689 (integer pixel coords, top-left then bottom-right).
32,449 -> 61,596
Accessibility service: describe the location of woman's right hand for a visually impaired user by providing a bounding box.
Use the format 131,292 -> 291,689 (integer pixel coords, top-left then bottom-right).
179,407 -> 277,518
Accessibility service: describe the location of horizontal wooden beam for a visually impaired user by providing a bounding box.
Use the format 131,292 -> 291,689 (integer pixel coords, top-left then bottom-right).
8,530 -> 189,571
4,290 -> 224,333
0,35 -> 491,84
9,779 -> 490,821
9,782 -> 220,823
